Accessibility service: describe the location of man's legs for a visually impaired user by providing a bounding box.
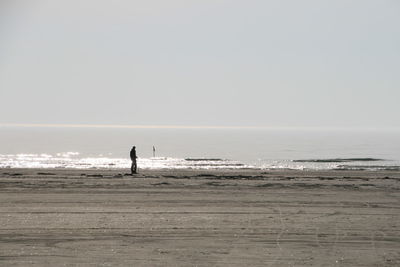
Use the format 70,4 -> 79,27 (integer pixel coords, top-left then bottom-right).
131,160 -> 137,174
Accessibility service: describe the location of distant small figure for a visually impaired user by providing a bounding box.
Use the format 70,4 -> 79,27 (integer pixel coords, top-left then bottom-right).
153,146 -> 156,158
130,146 -> 137,174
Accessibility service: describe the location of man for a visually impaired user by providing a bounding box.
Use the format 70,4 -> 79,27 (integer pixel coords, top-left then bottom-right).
130,146 -> 137,174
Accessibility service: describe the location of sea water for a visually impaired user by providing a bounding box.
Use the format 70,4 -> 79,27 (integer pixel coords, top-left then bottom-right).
0,126 -> 399,170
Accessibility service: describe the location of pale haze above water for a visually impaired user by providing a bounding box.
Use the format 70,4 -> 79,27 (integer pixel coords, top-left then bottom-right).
0,0 -> 399,128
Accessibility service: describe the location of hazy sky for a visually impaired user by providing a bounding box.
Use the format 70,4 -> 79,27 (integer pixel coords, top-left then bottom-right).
1,0 -> 399,128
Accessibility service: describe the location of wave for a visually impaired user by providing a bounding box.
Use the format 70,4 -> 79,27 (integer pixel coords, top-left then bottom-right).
334,165 -> 400,171
293,158 -> 383,163
184,163 -> 245,167
185,158 -> 224,161
1,153 -> 398,171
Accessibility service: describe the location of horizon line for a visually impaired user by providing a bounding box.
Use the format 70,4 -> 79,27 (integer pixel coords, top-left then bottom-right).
1,123 -> 260,129
0,123 -> 294,129
1,123 -> 400,131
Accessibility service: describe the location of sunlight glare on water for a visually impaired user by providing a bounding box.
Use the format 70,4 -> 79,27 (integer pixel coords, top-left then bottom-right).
0,126 -> 399,170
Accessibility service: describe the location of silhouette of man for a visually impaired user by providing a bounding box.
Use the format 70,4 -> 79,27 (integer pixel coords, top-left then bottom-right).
130,146 -> 137,174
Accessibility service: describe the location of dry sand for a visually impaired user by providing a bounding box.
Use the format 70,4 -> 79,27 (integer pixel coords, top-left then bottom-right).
0,168 -> 399,266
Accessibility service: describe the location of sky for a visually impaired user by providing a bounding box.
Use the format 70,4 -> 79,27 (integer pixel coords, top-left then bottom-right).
0,0 -> 399,128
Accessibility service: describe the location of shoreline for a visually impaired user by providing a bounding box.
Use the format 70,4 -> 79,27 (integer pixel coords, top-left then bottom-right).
1,168 -> 399,266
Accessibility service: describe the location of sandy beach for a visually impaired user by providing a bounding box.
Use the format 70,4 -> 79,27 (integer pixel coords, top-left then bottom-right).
0,168 -> 399,266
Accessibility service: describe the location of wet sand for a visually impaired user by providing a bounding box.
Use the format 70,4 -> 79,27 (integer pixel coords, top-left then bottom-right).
0,168 -> 399,266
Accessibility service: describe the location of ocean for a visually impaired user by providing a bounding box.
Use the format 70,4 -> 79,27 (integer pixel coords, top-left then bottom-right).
1,126 -> 400,171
